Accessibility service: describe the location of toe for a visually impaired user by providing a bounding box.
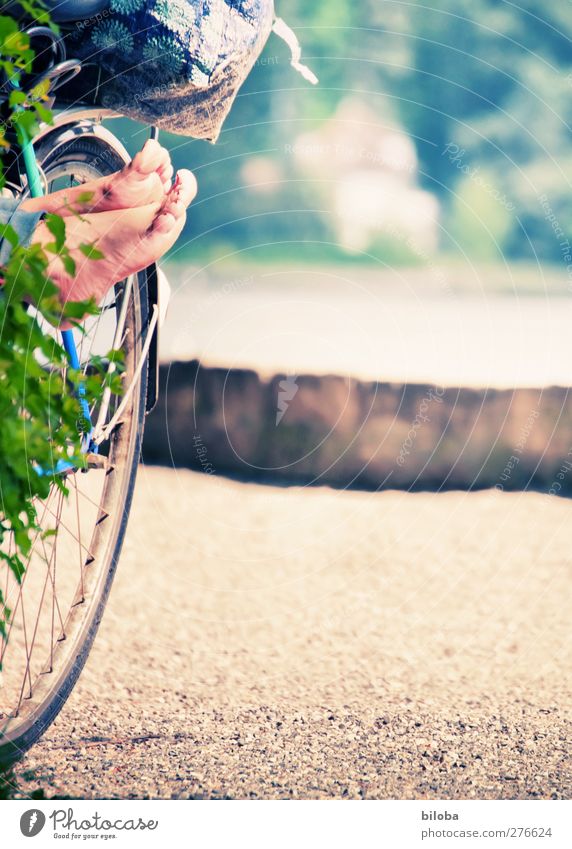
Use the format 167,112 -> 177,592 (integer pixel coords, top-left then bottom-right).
155,170 -> 197,223
104,170 -> 163,209
152,211 -> 178,234
142,171 -> 165,203
170,169 -> 198,209
156,146 -> 173,185
159,161 -> 174,191
131,138 -> 164,176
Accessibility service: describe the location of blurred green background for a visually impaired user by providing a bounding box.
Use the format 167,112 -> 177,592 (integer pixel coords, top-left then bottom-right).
114,0 -> 572,272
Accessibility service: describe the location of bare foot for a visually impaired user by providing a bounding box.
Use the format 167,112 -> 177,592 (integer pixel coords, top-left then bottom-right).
21,139 -> 174,217
33,169 -> 197,324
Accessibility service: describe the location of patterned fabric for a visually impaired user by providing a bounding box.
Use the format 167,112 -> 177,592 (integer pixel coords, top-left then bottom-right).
67,0 -> 274,140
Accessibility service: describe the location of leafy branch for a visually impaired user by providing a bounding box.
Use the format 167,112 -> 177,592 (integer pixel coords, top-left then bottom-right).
0,6 -> 124,645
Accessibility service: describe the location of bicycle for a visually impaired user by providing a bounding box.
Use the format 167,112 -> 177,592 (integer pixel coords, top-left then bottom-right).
0,16 -> 169,764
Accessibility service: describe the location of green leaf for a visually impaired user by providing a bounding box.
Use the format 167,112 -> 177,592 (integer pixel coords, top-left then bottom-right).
8,90 -> 26,106
33,101 -> 53,123
76,191 -> 95,204
61,297 -> 98,319
44,213 -> 66,251
78,242 -> 104,260
61,253 -> 76,277
0,223 -> 19,248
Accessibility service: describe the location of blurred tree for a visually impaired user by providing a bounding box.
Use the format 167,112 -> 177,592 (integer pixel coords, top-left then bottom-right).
116,0 -> 571,264
394,0 -> 572,260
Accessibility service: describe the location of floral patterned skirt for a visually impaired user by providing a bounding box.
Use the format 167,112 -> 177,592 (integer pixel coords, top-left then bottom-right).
65,0 -> 275,140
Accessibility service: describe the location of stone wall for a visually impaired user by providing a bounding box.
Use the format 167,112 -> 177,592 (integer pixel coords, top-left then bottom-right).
143,361 -> 572,493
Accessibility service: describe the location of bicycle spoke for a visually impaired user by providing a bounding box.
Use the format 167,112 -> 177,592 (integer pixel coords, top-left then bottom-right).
99,299 -> 118,314
17,586 -> 32,708
46,549 -> 65,669
40,497 -> 95,564
81,301 -> 106,369
13,489 -> 62,709
72,474 -> 112,512
39,524 -> 66,646
15,490 -> 64,712
71,476 -> 85,602
1,487 -> 59,661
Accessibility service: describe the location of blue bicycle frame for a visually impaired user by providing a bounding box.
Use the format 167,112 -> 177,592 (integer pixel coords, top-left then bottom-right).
22,134 -> 95,466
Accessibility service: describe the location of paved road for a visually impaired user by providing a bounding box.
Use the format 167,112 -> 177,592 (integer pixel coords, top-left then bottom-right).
5,466 -> 572,799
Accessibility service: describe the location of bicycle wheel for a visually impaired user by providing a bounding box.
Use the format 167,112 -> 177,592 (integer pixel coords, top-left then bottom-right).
0,132 -> 149,764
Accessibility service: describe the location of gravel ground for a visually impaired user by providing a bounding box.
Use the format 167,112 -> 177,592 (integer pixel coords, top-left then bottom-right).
4,465 -> 572,799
